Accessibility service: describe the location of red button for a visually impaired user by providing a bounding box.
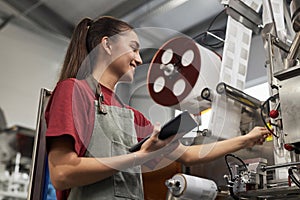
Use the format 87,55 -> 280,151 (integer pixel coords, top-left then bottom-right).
270,110 -> 279,118
284,144 -> 294,151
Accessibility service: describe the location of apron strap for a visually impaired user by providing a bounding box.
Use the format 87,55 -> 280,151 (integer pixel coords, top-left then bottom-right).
86,75 -> 107,115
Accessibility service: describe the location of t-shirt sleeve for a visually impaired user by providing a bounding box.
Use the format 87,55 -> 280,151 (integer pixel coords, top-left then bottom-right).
45,79 -> 86,155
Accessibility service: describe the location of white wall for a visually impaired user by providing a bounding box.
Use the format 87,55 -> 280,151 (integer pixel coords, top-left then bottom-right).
0,24 -> 68,129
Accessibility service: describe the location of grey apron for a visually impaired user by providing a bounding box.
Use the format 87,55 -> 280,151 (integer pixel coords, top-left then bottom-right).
68,78 -> 144,200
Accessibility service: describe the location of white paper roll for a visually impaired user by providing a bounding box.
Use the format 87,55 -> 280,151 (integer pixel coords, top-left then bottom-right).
166,173 -> 218,200
147,36 -> 221,114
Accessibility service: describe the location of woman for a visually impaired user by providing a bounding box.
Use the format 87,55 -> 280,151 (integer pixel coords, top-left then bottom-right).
46,16 -> 270,200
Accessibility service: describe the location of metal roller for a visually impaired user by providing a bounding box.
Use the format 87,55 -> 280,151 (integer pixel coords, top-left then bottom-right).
165,173 -> 218,200
216,82 -> 262,110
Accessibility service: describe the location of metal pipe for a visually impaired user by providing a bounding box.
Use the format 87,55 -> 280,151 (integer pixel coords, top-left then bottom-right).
288,32 -> 300,59
291,0 -> 300,32
267,0 -> 278,38
206,31 -> 225,43
216,82 -> 261,109
267,33 -> 275,87
261,161 -> 300,172
285,32 -> 300,68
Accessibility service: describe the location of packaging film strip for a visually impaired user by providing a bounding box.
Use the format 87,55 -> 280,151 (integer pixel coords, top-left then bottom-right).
208,0 -> 262,139
262,0 -> 285,38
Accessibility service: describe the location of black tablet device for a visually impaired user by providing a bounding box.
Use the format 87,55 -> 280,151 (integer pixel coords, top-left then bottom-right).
129,111 -> 197,152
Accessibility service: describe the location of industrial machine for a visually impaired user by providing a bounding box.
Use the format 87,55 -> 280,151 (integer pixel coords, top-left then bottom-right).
4,1 -> 300,200
0,109 -> 34,200
146,0 -> 300,199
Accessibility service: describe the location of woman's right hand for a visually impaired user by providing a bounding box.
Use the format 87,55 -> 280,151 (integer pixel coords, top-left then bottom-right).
139,123 -> 179,156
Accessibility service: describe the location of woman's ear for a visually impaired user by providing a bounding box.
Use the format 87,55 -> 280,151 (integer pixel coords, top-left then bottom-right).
101,36 -> 112,55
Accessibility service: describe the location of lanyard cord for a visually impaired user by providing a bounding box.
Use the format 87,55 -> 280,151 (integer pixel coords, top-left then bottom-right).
86,75 -> 107,115
96,83 -> 107,115
86,75 -> 126,113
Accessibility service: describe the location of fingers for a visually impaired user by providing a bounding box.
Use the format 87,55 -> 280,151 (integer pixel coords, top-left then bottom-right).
255,126 -> 272,137
255,126 -> 272,145
259,126 -> 273,134
143,121 -> 181,156
151,122 -> 176,144
152,122 -> 161,137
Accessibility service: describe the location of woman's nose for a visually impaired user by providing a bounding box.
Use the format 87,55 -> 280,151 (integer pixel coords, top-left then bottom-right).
135,52 -> 143,65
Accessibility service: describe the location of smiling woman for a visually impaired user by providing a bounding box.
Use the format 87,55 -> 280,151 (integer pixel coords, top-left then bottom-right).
45,16 -> 271,200
45,16 -> 160,200
106,31 -> 142,83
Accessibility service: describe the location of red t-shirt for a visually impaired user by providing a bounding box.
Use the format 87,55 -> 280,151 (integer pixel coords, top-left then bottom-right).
45,78 -> 153,200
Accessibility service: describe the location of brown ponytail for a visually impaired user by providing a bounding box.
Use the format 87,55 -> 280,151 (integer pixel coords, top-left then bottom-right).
59,18 -> 91,81
58,16 -> 133,82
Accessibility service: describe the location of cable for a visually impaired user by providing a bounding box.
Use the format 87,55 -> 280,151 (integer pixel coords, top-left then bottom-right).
225,154 -> 245,200
207,9 -> 226,31
260,95 -> 279,138
229,187 -> 240,200
225,155 -> 234,180
288,167 -> 300,188
193,9 -> 226,49
196,29 -> 225,49
225,154 -> 248,181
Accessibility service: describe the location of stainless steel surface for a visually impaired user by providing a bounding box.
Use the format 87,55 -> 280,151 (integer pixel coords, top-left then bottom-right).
221,0 -> 261,25
279,75 -> 300,144
261,24 -> 288,85
266,32 -> 276,87
229,157 -> 268,194
240,105 -> 265,136
285,32 -> 300,69
271,35 -> 290,53
27,88 -> 52,200
225,8 -> 261,34
187,1 -> 300,199
274,64 -> 300,80
291,0 -> 300,32
189,140 -> 275,188
286,32 -> 300,60
238,186 -> 300,199
262,161 -> 300,171
267,0 -> 278,38
221,0 -> 262,34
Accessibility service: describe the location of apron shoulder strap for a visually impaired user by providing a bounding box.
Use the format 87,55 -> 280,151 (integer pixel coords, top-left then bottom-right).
86,75 -> 107,115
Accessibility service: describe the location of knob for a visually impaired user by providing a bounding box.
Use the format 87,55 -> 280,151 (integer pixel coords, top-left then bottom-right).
270,110 -> 279,118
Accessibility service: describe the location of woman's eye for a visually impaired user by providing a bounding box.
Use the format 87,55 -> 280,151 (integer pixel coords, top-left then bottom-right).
130,45 -> 138,52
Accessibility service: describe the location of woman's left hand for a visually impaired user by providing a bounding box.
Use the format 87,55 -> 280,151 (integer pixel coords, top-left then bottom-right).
243,126 -> 271,148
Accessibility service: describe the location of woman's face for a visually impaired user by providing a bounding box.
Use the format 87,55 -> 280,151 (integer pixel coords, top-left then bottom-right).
108,30 -> 142,82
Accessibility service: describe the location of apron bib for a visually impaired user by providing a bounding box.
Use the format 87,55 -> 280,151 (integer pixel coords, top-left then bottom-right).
68,77 -> 144,199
